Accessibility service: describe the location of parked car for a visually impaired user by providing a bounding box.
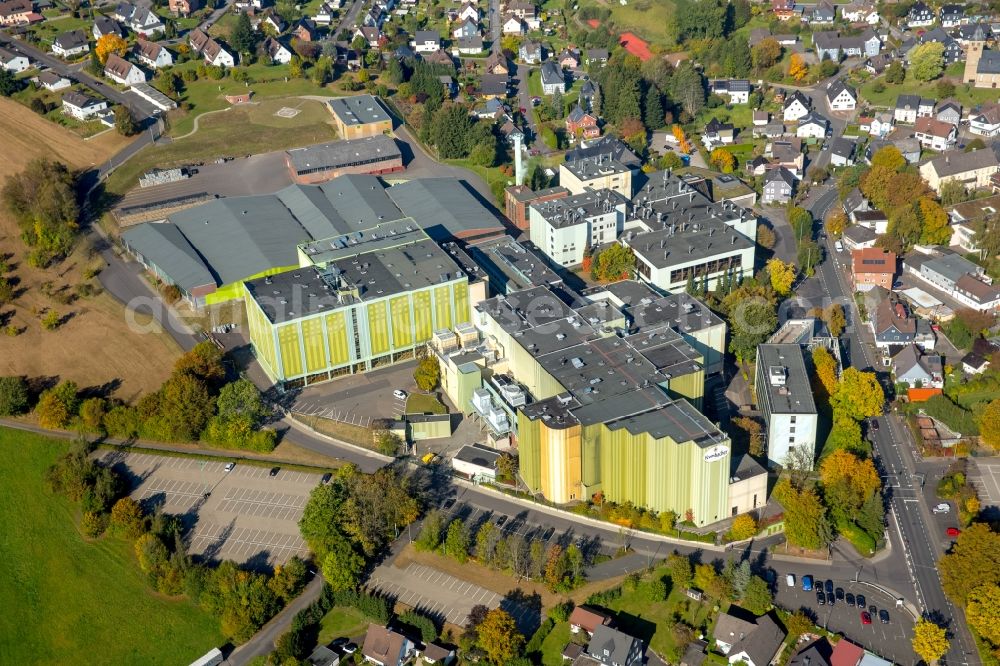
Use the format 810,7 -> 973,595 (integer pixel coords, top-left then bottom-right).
879,609 -> 890,624
786,574 -> 796,587
861,611 -> 872,625
946,527 -> 961,537
269,467 -> 280,477
836,587 -> 845,600
817,591 -> 826,605
343,643 -> 357,654
846,593 -> 856,607
495,514 -> 508,527
826,591 -> 835,605
442,498 -> 456,510
541,526 -> 556,540
869,605 -> 877,616
857,594 -> 866,608
803,575 -> 814,591
393,389 -> 407,400
870,420 -> 879,431
224,462 -> 235,472
765,569 -> 776,585
933,503 -> 951,514
824,580 -> 833,594
321,472 -> 332,484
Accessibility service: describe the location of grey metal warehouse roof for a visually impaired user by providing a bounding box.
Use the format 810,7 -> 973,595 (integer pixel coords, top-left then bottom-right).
326,94 -> 391,126
122,222 -> 215,290
284,135 -> 401,175
276,175 -> 403,238
386,178 -> 505,241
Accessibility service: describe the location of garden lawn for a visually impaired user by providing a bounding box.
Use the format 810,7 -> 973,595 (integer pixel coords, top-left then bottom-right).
316,605 -> 370,644
577,0 -> 677,47
860,72 -> 1000,109
405,393 -> 448,415
602,574 -> 716,659
0,427 -> 224,665
540,621 -> 574,666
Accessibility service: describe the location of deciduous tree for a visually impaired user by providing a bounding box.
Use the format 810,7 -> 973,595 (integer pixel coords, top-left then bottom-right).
823,303 -> 846,337
710,147 -> 736,173
174,341 -> 225,387
413,355 -> 441,392
918,197 -> 952,245
788,53 -> 807,81
752,38 -> 781,70
321,535 -> 365,592
110,497 -> 146,540
910,42 -> 945,82
966,583 -> 1000,646
35,380 -> 79,429
819,449 -> 881,519
477,608 -> 524,664
830,368 -> 884,421
1,158 -> 79,265
979,399 -> 1000,449
912,619 -> 949,664
773,479 -> 833,550
444,519 -> 470,562
593,244 -> 635,281
114,106 -> 137,136
0,375 -> 29,416
756,224 -> 776,249
95,33 -> 128,65
940,523 -> 1000,605
870,145 -> 905,171
728,514 -> 758,541
741,575 -> 772,614
766,258 -> 796,296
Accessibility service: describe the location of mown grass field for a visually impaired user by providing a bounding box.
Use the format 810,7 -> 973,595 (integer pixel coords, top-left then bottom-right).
0,428 -> 224,665
577,0 -> 677,47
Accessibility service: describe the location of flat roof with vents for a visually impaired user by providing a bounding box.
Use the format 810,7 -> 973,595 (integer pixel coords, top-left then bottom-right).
756,343 -> 816,415
327,94 -> 392,127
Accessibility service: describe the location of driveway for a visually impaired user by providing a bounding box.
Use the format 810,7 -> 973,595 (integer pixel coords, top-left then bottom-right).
392,125 -> 501,207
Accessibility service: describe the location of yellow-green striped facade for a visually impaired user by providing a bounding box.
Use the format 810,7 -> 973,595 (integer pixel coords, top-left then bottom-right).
245,278 -> 471,384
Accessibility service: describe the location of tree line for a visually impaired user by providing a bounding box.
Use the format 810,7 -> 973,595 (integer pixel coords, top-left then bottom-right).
2,341 -> 278,451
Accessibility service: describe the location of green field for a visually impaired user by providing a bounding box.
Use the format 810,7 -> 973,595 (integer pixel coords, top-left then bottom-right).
0,427 -> 224,665
540,620 -> 574,666
405,393 -> 448,415
316,605 -> 370,644
105,97 -> 337,196
860,71 -> 999,109
578,0 -> 677,47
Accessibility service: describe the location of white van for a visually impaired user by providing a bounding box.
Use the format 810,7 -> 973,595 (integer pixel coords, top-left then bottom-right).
786,573 -> 796,587
834,240 -> 844,253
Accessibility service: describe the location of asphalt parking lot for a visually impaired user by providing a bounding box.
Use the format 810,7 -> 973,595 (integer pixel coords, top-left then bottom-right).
441,500 -> 604,553
368,562 -> 539,632
774,574 -> 916,665
291,359 -> 419,422
969,459 -> 1000,509
98,451 -> 319,568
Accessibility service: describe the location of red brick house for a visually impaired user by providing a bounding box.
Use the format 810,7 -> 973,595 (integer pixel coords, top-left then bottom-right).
566,105 -> 599,140
504,185 -> 569,230
851,247 -> 896,291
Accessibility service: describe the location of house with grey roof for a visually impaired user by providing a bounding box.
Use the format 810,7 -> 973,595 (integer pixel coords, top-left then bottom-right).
895,94 -> 921,123
540,59 -> 565,95
826,80 -> 857,111
810,0 -> 836,23
830,137 -> 856,167
893,344 -> 943,388
52,29 -> 89,57
587,625 -> 644,666
725,615 -> 786,666
519,40 -> 542,63
763,166 -> 795,204
755,344 -> 817,466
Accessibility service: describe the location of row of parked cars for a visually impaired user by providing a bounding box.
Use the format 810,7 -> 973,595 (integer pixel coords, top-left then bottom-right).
789,575 -> 891,625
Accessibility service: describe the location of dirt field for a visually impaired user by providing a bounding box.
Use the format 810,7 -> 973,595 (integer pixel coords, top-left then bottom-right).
0,97 -> 179,398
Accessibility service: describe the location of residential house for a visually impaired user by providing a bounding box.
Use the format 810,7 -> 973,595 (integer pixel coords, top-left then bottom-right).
424,48 -> 456,68
842,224 -> 878,250
37,70 -> 70,90
566,104 -> 599,140
569,605 -> 614,636
293,18 -> 318,41
92,16 -> 125,40
257,13 -> 286,35
940,3 -> 965,28
557,48 -> 580,69
746,155 -> 770,177
587,625 -> 644,666
361,625 -> 414,666
52,30 -> 90,58
0,0 -> 34,25
783,91 -> 811,122
968,103 -> 1000,137
456,1 -> 479,22
312,1 -> 337,25
913,27 -> 963,64
908,1 -> 935,27
540,60 -> 565,94
519,40 -> 542,63
896,137 -> 922,163
830,137 -> 856,167
868,111 -> 893,138
452,17 -> 478,39
507,0 -> 537,21
753,121 -> 787,139
501,14 -> 525,35
452,37 -> 484,55
826,80 -> 857,111
919,146 -> 1000,192
485,50 -> 509,75
0,46 -> 29,73
864,52 -> 894,75
962,350 -> 992,375
811,0 -> 836,23
135,39 -> 173,68
355,25 -> 380,45
789,640 -> 834,666
62,90 -> 108,120
763,167 -> 796,204
842,2 -> 879,24
189,29 -> 237,67
704,117 -> 735,146
813,29 -> 881,60
413,30 -> 440,53
772,0 -> 796,21
767,137 -> 804,176
871,298 -> 923,350
104,53 -> 146,85
439,74 -> 455,98
946,193 -> 1000,255
853,209 -> 889,233
478,73 -> 508,98
167,0 -> 202,16
895,94 -> 921,124
796,112 -> 828,139
587,47 -> 609,65
893,344 -> 944,388
909,252 -> 1000,311
954,273 -> 1000,310
937,100 -> 962,126
263,36 -> 292,64
420,643 -> 454,665
915,116 -> 958,151
472,96 -> 506,119
114,3 -> 164,37
851,247 -> 896,291
710,79 -> 751,104
499,115 -> 523,144
753,109 -> 769,126
713,611 -> 787,666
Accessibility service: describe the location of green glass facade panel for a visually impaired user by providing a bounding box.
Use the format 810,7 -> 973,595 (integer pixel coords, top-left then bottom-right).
390,295 -> 413,349
413,291 -> 433,342
434,285 -> 453,331
277,323 -> 304,379
325,311 -> 351,366
454,281 -> 470,324
516,412 -> 541,492
367,302 -> 390,355
244,286 -> 278,379
302,317 -> 327,373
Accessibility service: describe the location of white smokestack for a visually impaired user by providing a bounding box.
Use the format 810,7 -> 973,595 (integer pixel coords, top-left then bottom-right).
514,134 -> 526,186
